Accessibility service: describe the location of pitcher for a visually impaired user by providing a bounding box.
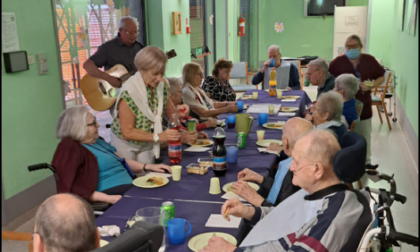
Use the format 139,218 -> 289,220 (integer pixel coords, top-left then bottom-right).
235,114 -> 254,135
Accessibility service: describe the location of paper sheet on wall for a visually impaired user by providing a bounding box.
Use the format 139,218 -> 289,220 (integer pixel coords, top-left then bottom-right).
2,12 -> 20,52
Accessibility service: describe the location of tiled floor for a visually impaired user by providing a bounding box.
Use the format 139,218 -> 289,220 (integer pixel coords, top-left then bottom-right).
2,86 -> 418,251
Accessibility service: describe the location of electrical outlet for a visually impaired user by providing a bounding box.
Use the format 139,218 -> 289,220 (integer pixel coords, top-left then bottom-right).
28,55 -> 35,65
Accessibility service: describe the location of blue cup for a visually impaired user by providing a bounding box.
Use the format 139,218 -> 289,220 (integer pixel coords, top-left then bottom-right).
236,101 -> 243,112
226,115 -> 236,129
167,218 -> 192,245
269,58 -> 275,68
258,113 -> 268,126
226,146 -> 238,163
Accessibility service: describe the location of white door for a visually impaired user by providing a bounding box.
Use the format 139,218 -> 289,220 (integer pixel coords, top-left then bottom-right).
332,6 -> 368,59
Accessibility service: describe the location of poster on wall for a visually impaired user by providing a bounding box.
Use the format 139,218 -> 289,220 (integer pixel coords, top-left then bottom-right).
336,46 -> 345,56
397,0 -> 406,31
1,12 -> 20,52
407,0 -> 417,36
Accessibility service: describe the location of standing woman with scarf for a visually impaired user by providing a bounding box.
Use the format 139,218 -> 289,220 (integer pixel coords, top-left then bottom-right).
328,35 -> 385,169
110,46 -> 196,164
182,62 -> 238,120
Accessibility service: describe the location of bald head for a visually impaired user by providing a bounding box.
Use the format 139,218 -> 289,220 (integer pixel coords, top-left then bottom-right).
35,194 -> 97,252
282,117 -> 314,154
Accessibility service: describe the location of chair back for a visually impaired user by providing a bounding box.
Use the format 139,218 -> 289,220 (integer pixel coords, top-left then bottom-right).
230,62 -> 247,79
372,71 -> 392,102
334,132 -> 367,183
91,221 -> 164,252
349,118 -> 360,132
355,99 -> 364,118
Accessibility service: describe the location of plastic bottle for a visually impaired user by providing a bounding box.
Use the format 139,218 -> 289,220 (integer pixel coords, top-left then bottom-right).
212,126 -> 227,176
268,68 -> 277,97
167,114 -> 182,164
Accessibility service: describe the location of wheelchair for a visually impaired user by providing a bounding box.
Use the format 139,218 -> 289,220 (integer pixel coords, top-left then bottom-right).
28,163 -> 111,216
357,169 -> 418,251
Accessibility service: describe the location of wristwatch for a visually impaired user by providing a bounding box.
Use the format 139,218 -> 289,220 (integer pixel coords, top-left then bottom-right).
153,133 -> 159,143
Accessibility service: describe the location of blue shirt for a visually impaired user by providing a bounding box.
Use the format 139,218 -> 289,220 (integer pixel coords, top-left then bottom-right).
342,99 -> 358,128
82,139 -> 132,191
266,157 -> 293,204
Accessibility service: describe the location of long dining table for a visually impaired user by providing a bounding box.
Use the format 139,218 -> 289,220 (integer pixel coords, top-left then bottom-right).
95,89 -> 312,251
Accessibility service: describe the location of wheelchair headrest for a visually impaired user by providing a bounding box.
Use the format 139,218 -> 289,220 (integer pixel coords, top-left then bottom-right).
333,131 -> 367,183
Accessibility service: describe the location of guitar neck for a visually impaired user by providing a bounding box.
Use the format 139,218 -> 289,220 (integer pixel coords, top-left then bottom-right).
119,70 -> 137,83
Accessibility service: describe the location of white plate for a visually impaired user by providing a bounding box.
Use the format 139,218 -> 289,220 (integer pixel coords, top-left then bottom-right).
281,95 -> 300,99
132,176 -> 169,188
264,88 -> 288,92
222,182 -> 260,194
263,122 -> 284,130
189,139 -> 214,147
256,139 -> 282,147
188,232 -> 237,252
278,107 -> 299,112
100,240 -> 109,247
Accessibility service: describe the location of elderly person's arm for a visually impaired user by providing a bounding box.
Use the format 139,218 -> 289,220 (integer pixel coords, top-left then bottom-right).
251,67 -> 265,85
288,65 -> 301,90
190,106 -> 237,118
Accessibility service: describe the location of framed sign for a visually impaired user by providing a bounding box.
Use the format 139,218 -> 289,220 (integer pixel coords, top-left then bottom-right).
172,12 -> 181,35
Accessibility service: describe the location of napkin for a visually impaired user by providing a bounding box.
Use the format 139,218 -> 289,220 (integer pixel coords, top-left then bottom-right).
184,146 -> 211,152
278,112 -> 295,117
205,214 -> 241,228
146,172 -> 172,178
281,99 -> 296,102
257,148 -> 280,157
221,192 -> 246,202
98,225 -> 120,237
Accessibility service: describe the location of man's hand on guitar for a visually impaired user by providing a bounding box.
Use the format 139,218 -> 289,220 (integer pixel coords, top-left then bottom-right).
107,75 -> 122,88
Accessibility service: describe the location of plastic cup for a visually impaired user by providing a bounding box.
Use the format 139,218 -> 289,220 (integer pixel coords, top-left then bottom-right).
269,58 -> 275,68
277,90 -> 283,99
236,101 -> 243,112
226,146 -> 238,163
226,115 -> 236,129
209,177 -> 221,194
256,130 -> 265,141
268,105 -> 274,115
252,92 -> 258,99
258,113 -> 268,126
167,218 -> 192,245
171,165 -> 182,181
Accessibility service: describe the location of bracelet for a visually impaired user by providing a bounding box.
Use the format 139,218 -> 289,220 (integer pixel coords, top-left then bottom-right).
143,163 -> 148,172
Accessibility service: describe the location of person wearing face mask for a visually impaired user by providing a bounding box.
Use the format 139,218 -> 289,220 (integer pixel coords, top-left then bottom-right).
201,58 -> 236,102
110,46 -> 195,164
328,35 -> 385,170
251,45 -> 301,90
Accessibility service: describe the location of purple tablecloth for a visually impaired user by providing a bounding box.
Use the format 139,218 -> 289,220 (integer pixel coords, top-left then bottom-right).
96,198 -> 238,252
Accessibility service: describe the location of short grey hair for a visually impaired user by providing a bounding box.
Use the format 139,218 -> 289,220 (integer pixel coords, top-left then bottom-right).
56,106 -> 90,141
316,91 -> 343,122
299,129 -> 341,172
267,45 -> 281,55
167,77 -> 183,94
307,58 -> 329,76
335,74 -> 360,100
35,194 -> 96,252
119,16 -> 139,30
134,46 -> 167,75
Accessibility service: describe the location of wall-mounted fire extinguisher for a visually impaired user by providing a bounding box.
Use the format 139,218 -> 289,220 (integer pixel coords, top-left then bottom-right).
186,18 -> 190,34
238,14 -> 245,37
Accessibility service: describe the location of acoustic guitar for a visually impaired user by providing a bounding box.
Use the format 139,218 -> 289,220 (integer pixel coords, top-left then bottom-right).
80,49 -> 177,111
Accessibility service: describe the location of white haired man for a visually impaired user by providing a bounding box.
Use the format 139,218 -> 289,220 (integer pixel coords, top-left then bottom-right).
306,58 -> 336,99
32,194 -> 100,252
334,74 -> 360,128
251,45 -> 301,90
199,130 -> 372,252
83,16 -> 144,88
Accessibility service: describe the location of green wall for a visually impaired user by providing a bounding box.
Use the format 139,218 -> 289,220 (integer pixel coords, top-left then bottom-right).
368,0 -> 419,136
1,0 -> 63,199
147,0 -> 191,77
215,0 -> 227,60
257,0 -> 368,61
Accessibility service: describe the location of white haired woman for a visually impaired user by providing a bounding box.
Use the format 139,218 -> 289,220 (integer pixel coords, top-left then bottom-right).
334,74 -> 360,129
305,91 -> 347,142
52,106 -> 171,204
110,46 -> 196,164
182,62 -> 238,120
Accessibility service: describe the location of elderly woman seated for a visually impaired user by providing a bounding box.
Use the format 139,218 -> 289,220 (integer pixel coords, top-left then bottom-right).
334,74 -> 360,129
52,106 -> 171,204
166,77 -> 217,131
305,91 -> 347,142
201,58 -> 236,102
182,62 -> 238,120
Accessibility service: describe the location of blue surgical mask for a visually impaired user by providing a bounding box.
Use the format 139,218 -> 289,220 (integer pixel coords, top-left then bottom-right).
345,49 -> 360,60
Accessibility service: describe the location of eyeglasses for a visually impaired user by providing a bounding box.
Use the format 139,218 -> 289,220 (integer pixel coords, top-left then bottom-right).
87,117 -> 97,127
292,162 -> 316,173
196,72 -> 204,77
305,69 -> 319,77
123,29 -> 139,36
345,43 -> 360,49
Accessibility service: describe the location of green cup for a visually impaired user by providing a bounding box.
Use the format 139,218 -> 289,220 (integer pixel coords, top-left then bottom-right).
235,114 -> 254,135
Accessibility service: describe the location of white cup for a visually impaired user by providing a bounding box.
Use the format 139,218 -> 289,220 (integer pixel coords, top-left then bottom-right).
209,177 -> 222,195
277,90 -> 283,99
268,105 -> 274,115
256,130 -> 265,141
252,92 -> 258,99
171,165 -> 182,181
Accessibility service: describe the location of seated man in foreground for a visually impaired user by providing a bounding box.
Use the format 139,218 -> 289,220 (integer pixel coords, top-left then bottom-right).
231,118 -> 313,207
32,193 -> 99,252
200,129 -> 372,252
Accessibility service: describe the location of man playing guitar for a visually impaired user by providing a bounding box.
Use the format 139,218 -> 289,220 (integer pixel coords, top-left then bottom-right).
83,16 -> 144,88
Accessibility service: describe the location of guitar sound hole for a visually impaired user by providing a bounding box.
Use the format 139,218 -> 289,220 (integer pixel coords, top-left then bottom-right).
99,82 -> 107,95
